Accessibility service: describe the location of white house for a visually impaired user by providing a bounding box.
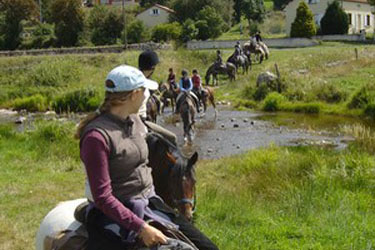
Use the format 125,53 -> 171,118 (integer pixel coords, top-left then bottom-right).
285,0 -> 375,35
136,4 -> 175,28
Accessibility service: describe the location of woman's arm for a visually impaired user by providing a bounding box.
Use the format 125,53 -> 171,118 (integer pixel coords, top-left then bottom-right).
81,130 -> 145,233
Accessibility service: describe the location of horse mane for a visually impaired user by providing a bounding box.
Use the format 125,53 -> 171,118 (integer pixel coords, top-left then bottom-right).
147,132 -> 195,181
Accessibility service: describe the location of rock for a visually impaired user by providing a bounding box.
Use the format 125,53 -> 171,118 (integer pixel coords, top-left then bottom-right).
250,121 -> 254,125
243,118 -> 249,123
15,116 -> 26,124
207,148 -> 213,153
216,138 -> 221,141
227,102 -> 231,106
0,109 -> 17,116
45,111 -> 56,116
220,124 -> 225,128
256,71 -> 277,87
230,118 -> 236,122
236,145 -> 241,149
298,69 -> 309,74
233,124 -> 239,128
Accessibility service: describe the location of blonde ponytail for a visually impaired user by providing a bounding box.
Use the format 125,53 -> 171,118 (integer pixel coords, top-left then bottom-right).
74,91 -> 134,140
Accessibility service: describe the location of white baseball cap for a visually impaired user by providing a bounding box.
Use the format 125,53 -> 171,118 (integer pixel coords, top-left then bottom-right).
105,65 -> 158,92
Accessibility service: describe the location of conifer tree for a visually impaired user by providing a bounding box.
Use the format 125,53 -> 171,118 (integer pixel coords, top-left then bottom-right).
290,1 -> 316,38
320,0 -> 349,35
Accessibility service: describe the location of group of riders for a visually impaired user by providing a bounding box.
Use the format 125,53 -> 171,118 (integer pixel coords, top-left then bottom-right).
149,31 -> 266,117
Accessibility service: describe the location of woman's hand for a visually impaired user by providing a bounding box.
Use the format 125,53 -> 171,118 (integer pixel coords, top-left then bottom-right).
139,223 -> 168,247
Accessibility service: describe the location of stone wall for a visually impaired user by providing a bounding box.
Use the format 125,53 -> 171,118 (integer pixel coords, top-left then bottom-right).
0,42 -> 172,57
186,35 -> 365,50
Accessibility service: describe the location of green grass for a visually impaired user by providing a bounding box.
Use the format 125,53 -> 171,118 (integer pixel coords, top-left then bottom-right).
0,122 -> 374,249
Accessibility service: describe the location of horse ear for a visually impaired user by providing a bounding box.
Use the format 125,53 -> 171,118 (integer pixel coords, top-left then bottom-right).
188,152 -> 198,169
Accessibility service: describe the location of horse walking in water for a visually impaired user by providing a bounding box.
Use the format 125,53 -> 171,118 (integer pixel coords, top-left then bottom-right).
159,82 -> 178,113
177,92 -> 196,143
36,133 -> 199,250
205,62 -> 236,86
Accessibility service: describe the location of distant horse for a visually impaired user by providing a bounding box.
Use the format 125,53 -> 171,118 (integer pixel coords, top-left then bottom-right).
35,133 -> 199,250
243,40 -> 268,64
205,62 -> 236,86
159,82 -> 178,113
177,92 -> 196,143
227,53 -> 250,74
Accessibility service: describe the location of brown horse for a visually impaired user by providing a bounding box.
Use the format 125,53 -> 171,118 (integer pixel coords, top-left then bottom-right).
205,62 -> 236,86
200,87 -> 218,117
147,132 -> 198,221
177,92 -> 196,143
146,94 -> 159,123
159,82 -> 178,113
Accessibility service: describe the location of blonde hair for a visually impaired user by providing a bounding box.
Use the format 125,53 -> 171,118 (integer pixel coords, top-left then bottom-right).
75,90 -> 133,139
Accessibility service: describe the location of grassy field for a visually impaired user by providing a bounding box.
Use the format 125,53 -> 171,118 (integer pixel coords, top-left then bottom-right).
0,121 -> 374,249
0,43 -> 375,120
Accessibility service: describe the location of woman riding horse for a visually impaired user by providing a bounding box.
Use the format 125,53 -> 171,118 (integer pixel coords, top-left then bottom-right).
75,65 -> 218,250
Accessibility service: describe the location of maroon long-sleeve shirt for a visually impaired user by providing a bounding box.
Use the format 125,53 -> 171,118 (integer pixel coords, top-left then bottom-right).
80,130 -> 145,233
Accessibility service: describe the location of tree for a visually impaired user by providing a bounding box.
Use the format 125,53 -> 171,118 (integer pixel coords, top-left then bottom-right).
272,0 -> 293,10
20,22 -> 56,49
196,6 -> 225,40
0,0 -> 37,50
49,0 -> 85,47
127,20 -> 150,44
242,0 -> 265,30
88,5 -> 123,45
320,1 -> 348,35
290,1 -> 316,38
233,0 -> 243,24
170,0 -> 233,25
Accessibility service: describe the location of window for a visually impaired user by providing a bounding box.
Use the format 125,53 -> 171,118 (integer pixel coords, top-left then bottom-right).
366,14 -> 371,26
348,13 -> 352,25
152,8 -> 159,15
308,0 -> 319,4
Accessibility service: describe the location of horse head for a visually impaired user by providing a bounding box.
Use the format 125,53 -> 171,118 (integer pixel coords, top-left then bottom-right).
146,133 -> 198,221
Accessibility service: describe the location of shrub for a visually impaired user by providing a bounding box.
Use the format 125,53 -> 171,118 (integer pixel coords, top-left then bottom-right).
52,88 -> 100,113
364,104 -> 375,119
20,22 -> 56,49
13,94 -> 49,112
263,92 -> 286,111
347,84 -> 375,109
315,83 -> 347,103
151,22 -> 182,43
320,0 -> 348,35
234,99 -> 258,109
290,1 -> 316,38
253,83 -> 269,101
180,19 -> 198,42
293,103 -> 320,114
126,20 -> 150,44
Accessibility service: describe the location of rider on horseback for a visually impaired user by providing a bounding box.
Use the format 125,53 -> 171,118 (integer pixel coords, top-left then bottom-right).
139,50 -> 161,116
215,50 -> 225,70
167,67 -> 177,89
191,69 -> 203,110
255,31 -> 263,43
176,69 -> 200,114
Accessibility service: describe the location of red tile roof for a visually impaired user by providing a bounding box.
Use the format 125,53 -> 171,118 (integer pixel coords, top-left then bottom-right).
154,4 -> 175,14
